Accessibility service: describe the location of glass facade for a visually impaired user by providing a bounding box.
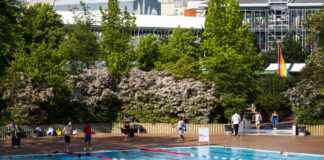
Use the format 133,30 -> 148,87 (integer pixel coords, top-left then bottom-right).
88,0 -> 322,53
242,4 -> 321,52
52,0 -> 161,15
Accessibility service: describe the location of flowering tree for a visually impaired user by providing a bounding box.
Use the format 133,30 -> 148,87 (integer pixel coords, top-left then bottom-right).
69,67 -> 220,123
118,68 -> 219,123
286,52 -> 324,124
69,68 -> 120,122
2,77 -> 53,125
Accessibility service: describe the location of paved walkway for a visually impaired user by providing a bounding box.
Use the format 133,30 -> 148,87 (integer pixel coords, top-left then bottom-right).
1,133 -> 324,156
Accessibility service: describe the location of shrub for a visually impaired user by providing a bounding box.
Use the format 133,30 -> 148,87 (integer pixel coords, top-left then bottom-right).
117,68 -> 220,123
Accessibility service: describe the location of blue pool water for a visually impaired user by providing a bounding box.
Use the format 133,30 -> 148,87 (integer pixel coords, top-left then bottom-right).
1,146 -> 323,160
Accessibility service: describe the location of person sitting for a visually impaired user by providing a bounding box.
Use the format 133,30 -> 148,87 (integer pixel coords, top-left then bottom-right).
7,121 -> 19,138
34,127 -> 42,137
47,127 -> 54,136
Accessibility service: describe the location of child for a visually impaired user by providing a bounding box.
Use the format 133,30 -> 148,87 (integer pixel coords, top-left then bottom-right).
83,122 -> 95,151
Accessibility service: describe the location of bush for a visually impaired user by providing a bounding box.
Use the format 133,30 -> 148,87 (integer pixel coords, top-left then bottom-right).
117,68 -> 220,123
2,76 -> 53,125
69,68 -> 121,122
285,52 -> 324,124
254,74 -> 297,116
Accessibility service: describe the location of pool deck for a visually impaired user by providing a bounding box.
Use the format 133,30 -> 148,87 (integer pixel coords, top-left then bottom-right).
1,133 -> 324,156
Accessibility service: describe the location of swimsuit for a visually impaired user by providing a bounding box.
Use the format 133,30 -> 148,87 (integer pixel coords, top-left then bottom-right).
272,115 -> 278,128
124,120 -> 130,135
255,115 -> 261,125
10,125 -> 16,133
177,121 -> 184,135
64,125 -> 72,144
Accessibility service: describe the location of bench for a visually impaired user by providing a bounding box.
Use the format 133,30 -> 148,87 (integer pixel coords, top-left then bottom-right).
7,130 -> 32,138
119,124 -> 146,134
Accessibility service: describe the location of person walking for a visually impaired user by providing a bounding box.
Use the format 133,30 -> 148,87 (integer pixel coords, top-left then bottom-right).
176,117 -> 185,142
252,111 -> 263,136
83,122 -> 94,151
231,111 -> 241,136
62,121 -> 73,152
124,117 -> 131,142
271,111 -> 279,135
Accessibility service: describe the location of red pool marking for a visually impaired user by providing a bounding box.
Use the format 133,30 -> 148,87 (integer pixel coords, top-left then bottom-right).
66,152 -> 114,159
140,148 -> 191,156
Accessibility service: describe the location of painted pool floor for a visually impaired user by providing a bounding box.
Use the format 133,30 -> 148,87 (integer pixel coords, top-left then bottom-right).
1,134 -> 324,156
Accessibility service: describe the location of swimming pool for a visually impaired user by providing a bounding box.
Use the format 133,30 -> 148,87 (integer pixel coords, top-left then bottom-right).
1,146 -> 323,160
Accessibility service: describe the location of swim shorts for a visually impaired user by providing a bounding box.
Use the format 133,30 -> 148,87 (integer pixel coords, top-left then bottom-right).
85,135 -> 91,142
65,135 -> 71,143
272,118 -> 278,128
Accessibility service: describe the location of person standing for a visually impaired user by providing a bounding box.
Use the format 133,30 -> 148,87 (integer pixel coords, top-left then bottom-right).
62,121 -> 73,152
83,122 -> 94,151
7,121 -> 19,138
231,111 -> 241,136
176,117 -> 185,142
124,117 -> 130,142
252,111 -> 263,136
271,111 -> 279,135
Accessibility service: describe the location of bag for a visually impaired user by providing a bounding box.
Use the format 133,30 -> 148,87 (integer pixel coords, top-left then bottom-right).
182,124 -> 187,131
47,127 -> 54,136
56,129 -> 62,136
130,130 -> 134,138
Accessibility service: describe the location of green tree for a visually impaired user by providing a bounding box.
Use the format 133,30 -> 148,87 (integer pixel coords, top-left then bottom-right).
155,27 -> 202,79
59,2 -> 100,74
286,52 -> 324,124
0,0 -> 25,121
282,33 -> 309,62
135,34 -> 159,71
7,3 -> 65,85
0,0 -> 24,76
100,0 -> 136,77
254,74 -> 297,116
285,9 -> 324,124
2,3 -> 69,124
304,8 -> 324,52
262,33 -> 309,68
201,0 -> 263,121
261,42 -> 277,68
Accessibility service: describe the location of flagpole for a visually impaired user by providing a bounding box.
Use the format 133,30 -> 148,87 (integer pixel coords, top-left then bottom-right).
277,40 -> 280,76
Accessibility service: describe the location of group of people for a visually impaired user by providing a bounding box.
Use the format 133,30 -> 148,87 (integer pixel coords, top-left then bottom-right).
62,121 -> 95,152
231,111 -> 279,136
7,114 -> 293,157
7,121 -> 94,152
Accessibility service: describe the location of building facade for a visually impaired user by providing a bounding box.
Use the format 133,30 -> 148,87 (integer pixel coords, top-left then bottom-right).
29,0 -> 323,53
200,0 -> 323,52
28,0 -> 161,15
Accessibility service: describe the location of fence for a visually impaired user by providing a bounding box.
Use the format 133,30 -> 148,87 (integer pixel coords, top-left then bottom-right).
2,123 -> 323,138
303,125 -> 324,136
0,123 -> 113,138
112,123 -> 226,135
0,123 -> 225,138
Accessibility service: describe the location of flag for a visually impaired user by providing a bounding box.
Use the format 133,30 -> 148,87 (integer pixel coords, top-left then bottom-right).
278,43 -> 289,77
